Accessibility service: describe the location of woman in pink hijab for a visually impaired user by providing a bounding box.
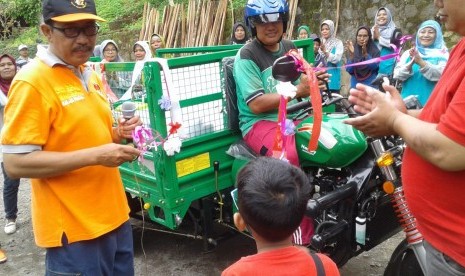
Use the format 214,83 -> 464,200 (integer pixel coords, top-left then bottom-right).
0,53 -> 21,239
0,54 -> 17,100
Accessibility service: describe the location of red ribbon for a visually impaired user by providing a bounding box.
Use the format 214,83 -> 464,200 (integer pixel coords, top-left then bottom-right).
287,50 -> 322,152
272,95 -> 289,160
168,122 -> 182,135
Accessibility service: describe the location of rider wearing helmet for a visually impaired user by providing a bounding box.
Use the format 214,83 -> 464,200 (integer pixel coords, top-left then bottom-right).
233,0 -> 325,246
245,0 -> 289,42
234,0 -> 307,166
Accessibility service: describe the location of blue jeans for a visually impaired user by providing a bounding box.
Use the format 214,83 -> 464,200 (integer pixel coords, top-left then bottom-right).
2,162 -> 20,220
424,240 -> 465,276
45,220 -> 134,276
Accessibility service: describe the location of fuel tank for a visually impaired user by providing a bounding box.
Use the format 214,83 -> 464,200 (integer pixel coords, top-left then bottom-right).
295,113 -> 367,168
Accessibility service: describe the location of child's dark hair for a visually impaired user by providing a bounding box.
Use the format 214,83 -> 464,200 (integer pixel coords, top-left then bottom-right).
236,157 -> 311,242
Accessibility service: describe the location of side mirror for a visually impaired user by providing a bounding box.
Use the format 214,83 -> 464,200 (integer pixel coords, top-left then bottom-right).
272,55 -> 301,82
391,28 -> 403,49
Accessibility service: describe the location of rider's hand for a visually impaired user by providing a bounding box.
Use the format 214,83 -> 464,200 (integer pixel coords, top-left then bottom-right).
316,70 -> 330,90
94,143 -> 141,167
296,73 -> 310,99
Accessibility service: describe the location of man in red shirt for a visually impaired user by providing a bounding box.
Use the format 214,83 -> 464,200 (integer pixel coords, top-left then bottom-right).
344,0 -> 465,274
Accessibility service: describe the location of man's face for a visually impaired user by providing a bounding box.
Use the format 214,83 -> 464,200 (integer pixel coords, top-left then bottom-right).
0,57 -> 16,81
255,21 -> 283,47
41,20 -> 97,67
19,49 -> 29,58
435,0 -> 465,36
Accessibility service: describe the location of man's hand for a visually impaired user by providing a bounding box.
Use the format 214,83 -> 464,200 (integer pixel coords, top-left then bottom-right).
95,143 -> 141,167
115,115 -> 143,141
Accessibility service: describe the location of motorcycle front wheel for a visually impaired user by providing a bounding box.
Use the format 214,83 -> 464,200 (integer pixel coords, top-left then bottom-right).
384,239 -> 423,276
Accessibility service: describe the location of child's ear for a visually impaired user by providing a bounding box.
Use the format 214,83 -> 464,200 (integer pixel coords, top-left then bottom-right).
233,212 -> 247,232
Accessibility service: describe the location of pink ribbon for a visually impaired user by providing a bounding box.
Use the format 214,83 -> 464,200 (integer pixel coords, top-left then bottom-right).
132,126 -> 163,161
315,35 -> 413,72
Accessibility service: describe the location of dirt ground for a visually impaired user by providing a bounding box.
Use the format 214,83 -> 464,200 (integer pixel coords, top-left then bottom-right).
0,175 -> 404,276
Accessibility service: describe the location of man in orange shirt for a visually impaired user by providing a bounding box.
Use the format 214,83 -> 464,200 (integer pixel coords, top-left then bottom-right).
1,0 -> 141,274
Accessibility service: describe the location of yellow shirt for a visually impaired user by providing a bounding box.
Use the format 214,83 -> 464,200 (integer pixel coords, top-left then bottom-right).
2,59 -> 129,247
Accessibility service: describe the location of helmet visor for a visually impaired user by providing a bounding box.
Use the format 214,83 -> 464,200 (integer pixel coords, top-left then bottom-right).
248,13 -> 286,26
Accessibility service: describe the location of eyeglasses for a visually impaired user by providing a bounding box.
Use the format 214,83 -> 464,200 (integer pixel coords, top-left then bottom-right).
104,48 -> 117,53
49,24 -> 100,38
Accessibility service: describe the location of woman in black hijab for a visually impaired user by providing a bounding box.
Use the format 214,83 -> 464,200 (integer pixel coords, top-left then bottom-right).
230,22 -> 250,45
345,26 -> 380,88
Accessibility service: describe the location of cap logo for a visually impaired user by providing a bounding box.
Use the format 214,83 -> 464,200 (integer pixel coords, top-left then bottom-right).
71,0 -> 87,9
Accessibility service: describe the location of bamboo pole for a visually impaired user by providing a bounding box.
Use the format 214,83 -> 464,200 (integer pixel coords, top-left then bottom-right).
212,0 -> 228,45
180,3 -> 186,48
229,0 -> 234,30
161,5 -> 171,42
188,0 -> 195,47
218,0 -> 228,45
168,5 -> 178,47
335,0 -> 340,34
153,10 -> 160,36
195,0 -> 207,46
286,0 -> 298,39
139,2 -> 148,41
202,1 -> 213,46
208,0 -> 221,45
144,9 -> 157,41
185,0 -> 192,47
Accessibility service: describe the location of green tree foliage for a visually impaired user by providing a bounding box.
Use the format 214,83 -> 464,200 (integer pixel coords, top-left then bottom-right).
11,0 -> 41,25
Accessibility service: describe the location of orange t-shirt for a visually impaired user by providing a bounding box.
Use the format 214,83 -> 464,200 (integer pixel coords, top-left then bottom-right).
2,59 -> 129,247
222,246 -> 340,276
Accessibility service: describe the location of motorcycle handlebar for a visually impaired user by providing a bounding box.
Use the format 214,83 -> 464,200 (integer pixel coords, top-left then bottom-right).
287,100 -> 311,114
286,95 -> 359,117
306,182 -> 357,218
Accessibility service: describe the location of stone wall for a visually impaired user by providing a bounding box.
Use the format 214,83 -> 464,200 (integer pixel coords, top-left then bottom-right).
292,0 -> 458,94
296,0 -> 436,42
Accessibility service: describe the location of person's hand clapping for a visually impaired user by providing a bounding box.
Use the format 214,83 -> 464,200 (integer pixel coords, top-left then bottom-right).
361,42 -> 367,57
346,40 -> 354,59
343,83 -> 407,137
372,25 -> 380,40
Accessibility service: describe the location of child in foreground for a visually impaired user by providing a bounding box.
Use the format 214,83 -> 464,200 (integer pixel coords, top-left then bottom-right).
222,157 -> 339,276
